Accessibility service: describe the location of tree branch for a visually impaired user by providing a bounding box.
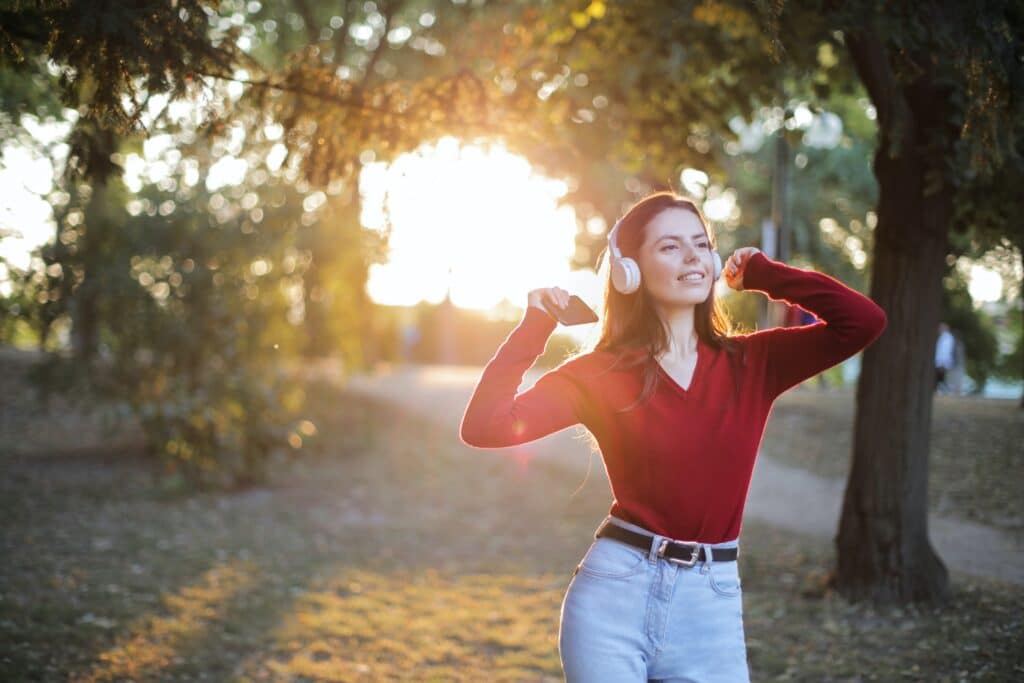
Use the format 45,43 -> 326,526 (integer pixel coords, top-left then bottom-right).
195,67 -> 492,127
196,69 -> 392,117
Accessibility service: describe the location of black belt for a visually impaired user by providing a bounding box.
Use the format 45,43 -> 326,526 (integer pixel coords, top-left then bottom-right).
596,522 -> 738,566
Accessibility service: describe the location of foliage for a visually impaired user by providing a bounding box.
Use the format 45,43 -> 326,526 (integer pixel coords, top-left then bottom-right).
0,253 -> 55,347
20,161 -> 323,487
0,0 -> 451,487
993,307 -> 1022,384
0,0 -> 241,133
508,0 -> 1023,253
716,92 -> 879,290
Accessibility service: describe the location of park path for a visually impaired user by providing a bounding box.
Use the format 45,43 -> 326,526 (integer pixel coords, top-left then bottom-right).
344,363 -> 1023,586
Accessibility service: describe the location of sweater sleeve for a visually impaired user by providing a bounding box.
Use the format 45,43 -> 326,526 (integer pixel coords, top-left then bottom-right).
459,305 -> 590,448
741,251 -> 888,399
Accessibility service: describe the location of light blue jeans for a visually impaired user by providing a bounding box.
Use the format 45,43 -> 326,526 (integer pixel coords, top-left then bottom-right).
558,514 -> 750,682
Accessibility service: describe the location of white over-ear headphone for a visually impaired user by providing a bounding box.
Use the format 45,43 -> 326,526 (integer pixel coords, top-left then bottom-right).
606,216 -> 723,294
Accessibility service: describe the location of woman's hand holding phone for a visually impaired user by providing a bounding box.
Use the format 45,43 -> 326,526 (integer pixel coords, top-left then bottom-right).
528,287 -> 598,325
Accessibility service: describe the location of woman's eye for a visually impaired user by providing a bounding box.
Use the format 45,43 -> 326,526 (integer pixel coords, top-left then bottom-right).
660,243 -> 709,252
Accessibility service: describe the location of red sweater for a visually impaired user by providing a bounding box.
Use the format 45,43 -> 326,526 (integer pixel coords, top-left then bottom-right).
459,252 -> 887,543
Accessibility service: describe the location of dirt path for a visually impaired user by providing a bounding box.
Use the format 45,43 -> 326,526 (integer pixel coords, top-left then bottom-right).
346,363 -> 1024,586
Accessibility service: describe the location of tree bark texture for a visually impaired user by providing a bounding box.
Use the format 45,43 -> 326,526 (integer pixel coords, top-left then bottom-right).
836,29 -> 955,603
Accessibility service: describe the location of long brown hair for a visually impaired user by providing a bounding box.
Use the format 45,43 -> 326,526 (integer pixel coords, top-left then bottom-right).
583,191 -> 746,411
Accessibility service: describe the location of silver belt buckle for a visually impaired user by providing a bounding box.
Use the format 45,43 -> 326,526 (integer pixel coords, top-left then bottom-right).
658,538 -> 700,567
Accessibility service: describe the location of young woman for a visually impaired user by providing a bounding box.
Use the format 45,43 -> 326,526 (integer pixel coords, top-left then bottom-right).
459,191 -> 887,682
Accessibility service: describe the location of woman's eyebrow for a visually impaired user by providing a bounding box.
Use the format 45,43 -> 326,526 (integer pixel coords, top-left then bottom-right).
656,234 -> 708,243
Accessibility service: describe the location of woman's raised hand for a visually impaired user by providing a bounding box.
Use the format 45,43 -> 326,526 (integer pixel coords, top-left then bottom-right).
528,287 -> 570,317
723,247 -> 762,291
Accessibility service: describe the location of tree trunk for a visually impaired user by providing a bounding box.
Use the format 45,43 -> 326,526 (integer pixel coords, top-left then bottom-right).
71,179 -> 106,364
68,121 -> 118,364
836,31 -> 954,603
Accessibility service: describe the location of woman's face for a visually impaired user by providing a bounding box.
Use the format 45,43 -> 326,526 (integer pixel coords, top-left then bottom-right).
636,207 -> 714,310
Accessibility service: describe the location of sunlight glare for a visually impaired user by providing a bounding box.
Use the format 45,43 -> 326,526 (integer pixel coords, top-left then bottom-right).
680,168 -> 709,198
968,264 -> 1003,304
362,138 -> 590,317
0,146 -> 57,276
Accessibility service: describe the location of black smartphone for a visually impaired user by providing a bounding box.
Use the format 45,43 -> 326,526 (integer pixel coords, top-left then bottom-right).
543,294 -> 599,326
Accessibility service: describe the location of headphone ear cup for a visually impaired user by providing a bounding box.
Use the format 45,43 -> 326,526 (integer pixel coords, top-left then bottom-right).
612,256 -> 641,294
712,251 -> 722,281
623,258 -> 641,293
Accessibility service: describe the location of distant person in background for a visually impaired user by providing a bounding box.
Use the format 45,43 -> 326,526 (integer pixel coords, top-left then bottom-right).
950,331 -> 967,395
935,322 -> 955,393
800,309 -> 820,326
783,303 -> 821,329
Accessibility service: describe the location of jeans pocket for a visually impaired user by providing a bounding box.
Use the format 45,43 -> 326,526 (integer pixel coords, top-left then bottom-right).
578,537 -> 647,579
708,562 -> 742,597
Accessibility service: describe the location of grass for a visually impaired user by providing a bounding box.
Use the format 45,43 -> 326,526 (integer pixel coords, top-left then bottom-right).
1,361 -> 1022,681
761,385 -> 1024,537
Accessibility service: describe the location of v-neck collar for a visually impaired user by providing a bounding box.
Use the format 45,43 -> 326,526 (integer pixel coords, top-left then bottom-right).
655,341 -> 703,395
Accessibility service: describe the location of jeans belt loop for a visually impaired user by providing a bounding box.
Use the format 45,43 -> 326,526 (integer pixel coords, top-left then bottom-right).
700,543 -> 712,574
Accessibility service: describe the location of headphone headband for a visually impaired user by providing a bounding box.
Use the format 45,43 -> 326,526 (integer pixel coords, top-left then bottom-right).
607,218 -> 624,259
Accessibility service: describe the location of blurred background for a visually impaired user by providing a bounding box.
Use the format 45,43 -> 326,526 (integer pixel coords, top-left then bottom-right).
1,1 -> 1021,680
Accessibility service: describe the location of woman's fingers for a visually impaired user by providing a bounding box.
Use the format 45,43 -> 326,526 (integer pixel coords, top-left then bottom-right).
529,286 -> 565,310
532,286 -> 575,310
723,249 -> 753,289
729,247 -> 757,275
549,287 -> 569,308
